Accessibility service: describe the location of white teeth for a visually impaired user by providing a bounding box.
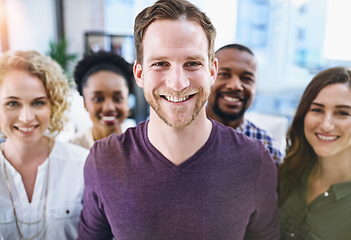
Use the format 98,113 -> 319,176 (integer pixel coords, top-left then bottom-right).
102,116 -> 116,121
165,95 -> 189,103
18,127 -> 35,132
317,134 -> 338,141
224,96 -> 239,102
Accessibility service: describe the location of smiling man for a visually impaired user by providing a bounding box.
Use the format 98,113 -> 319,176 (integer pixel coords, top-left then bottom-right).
78,1 -> 279,239
206,44 -> 285,164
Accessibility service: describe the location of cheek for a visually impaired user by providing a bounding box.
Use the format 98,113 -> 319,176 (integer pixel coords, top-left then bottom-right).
119,103 -> 129,113
243,84 -> 255,96
341,121 -> 351,136
85,101 -> 100,116
303,114 -> 314,137
39,107 -> 52,125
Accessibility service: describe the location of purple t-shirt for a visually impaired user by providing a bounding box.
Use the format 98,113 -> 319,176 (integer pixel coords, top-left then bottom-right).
78,119 -> 279,240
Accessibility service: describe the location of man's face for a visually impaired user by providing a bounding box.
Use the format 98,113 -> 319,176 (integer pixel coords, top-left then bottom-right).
134,19 -> 217,129
207,48 -> 257,122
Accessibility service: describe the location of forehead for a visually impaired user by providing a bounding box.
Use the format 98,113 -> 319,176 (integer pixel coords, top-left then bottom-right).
84,71 -> 128,92
0,70 -> 47,100
215,48 -> 257,73
314,83 -> 351,104
142,19 -> 209,63
1,70 -> 44,90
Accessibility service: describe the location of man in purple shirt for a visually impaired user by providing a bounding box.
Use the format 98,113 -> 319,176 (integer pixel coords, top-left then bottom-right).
78,0 -> 280,239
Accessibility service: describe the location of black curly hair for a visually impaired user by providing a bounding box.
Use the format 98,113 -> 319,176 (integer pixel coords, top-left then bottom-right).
74,51 -> 134,97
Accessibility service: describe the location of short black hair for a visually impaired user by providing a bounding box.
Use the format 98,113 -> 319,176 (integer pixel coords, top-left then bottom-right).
74,51 -> 134,96
216,44 -> 254,56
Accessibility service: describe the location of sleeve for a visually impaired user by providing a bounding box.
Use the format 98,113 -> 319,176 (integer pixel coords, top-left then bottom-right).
244,149 -> 280,240
77,145 -> 114,240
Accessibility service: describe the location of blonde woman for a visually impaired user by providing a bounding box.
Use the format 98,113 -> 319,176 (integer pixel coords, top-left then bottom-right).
0,51 -> 89,240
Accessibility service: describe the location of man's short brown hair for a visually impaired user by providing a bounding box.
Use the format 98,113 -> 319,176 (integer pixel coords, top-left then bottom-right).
134,0 -> 216,65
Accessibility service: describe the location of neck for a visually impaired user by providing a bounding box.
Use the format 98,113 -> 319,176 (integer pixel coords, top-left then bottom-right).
206,106 -> 243,129
147,108 -> 212,166
92,124 -> 122,141
2,137 -> 51,167
312,151 -> 351,184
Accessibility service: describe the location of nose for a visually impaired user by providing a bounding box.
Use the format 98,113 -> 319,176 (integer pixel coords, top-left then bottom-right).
321,113 -> 334,132
102,98 -> 115,112
166,66 -> 190,91
19,105 -> 35,123
226,76 -> 244,91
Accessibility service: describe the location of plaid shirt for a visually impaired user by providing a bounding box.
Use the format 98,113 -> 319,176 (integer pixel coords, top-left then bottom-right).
236,119 -> 285,165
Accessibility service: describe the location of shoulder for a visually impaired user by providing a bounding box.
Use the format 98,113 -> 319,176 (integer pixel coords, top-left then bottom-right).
211,120 -> 277,187
90,121 -> 146,159
214,119 -> 267,151
211,120 -> 271,170
69,128 -> 93,150
241,120 -> 274,139
51,140 -> 90,163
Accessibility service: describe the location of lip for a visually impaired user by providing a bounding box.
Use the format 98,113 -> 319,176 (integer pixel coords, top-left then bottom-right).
315,133 -> 339,141
99,114 -> 118,125
14,125 -> 38,134
161,93 -> 196,104
219,92 -> 243,107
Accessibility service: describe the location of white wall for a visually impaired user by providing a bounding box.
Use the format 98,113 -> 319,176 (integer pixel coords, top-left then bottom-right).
203,0 -> 237,51
64,0 -> 104,58
133,0 -> 238,51
6,0 -> 56,54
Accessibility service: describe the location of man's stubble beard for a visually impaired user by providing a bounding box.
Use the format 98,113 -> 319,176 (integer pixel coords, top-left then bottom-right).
144,88 -> 210,130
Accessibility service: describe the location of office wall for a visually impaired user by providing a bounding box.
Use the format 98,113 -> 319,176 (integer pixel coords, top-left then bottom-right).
6,0 -> 56,54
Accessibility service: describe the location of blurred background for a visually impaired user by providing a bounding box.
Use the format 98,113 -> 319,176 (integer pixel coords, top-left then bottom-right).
0,0 -> 350,142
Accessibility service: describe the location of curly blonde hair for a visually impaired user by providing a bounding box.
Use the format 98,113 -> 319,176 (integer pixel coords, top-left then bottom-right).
0,50 -> 70,134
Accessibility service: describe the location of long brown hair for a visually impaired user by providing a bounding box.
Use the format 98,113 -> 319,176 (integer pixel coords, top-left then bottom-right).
278,67 -> 351,206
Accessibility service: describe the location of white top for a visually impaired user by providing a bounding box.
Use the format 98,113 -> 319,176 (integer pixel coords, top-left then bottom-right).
69,118 -> 137,150
69,128 -> 94,150
0,141 -> 89,240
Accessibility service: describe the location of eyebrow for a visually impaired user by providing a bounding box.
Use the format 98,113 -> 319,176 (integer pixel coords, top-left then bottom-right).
92,91 -> 123,94
147,55 -> 206,63
218,68 -> 255,77
4,96 -> 20,100
3,96 -> 48,102
185,55 -> 206,62
147,56 -> 168,63
34,96 -> 48,101
311,102 -> 351,109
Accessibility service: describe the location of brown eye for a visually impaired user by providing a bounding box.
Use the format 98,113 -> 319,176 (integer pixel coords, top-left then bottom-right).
92,96 -> 104,103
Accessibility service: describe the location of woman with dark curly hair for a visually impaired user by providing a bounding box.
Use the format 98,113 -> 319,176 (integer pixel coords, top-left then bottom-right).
0,51 -> 89,239
279,67 -> 351,239
70,51 -> 134,149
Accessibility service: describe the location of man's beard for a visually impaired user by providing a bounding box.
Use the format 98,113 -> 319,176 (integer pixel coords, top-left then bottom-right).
145,88 -> 209,130
212,94 -> 247,122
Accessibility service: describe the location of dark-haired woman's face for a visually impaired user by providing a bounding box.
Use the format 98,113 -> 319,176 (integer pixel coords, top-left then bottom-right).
83,70 -> 129,136
304,83 -> 351,159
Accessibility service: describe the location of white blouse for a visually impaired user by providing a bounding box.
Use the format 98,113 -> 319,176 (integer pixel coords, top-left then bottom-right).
0,141 -> 89,240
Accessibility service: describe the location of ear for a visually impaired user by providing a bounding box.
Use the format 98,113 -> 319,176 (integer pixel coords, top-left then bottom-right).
209,57 -> 218,85
133,60 -> 144,88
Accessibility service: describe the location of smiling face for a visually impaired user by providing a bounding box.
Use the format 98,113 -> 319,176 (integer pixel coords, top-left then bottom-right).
83,70 -> 129,138
207,48 -> 257,127
304,83 -> 351,159
134,19 -> 217,130
0,70 -> 51,146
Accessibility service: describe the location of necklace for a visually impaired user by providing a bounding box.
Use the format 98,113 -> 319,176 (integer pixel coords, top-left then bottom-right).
2,142 -> 51,240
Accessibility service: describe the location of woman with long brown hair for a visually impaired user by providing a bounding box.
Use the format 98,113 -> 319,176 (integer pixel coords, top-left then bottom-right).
279,67 -> 351,239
